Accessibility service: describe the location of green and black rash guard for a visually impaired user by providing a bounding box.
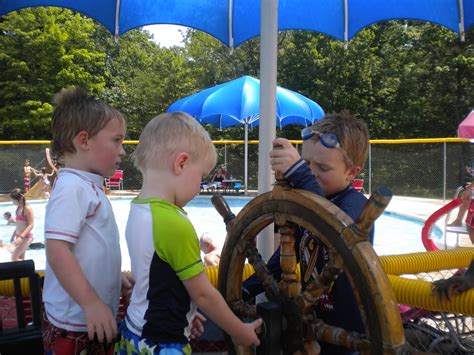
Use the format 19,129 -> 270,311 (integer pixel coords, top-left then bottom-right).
124,197 -> 204,345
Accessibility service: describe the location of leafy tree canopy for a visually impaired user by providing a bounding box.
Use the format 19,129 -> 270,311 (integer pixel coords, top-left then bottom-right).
0,8 -> 472,141
0,7 -> 106,138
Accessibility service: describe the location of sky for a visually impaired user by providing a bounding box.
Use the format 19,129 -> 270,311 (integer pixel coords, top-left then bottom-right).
143,24 -> 187,47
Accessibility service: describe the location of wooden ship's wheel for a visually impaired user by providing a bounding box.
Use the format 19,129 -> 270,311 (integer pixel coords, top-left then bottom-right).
212,183 -> 407,354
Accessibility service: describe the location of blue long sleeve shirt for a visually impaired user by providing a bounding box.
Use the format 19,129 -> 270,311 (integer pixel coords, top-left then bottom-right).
244,159 -> 374,355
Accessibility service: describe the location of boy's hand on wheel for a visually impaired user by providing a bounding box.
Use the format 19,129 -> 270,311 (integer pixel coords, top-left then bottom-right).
270,138 -> 301,174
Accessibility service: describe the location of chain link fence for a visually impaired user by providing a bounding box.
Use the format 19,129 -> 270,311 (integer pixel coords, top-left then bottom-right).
368,139 -> 473,200
0,139 -> 472,200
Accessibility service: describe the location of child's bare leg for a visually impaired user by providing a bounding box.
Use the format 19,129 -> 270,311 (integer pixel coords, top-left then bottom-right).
11,237 -> 31,261
449,191 -> 470,226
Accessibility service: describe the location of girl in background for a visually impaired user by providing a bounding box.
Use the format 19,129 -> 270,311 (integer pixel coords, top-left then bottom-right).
10,188 -> 34,260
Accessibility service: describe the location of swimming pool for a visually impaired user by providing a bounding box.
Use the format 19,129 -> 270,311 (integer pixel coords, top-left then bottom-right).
0,196 -> 442,270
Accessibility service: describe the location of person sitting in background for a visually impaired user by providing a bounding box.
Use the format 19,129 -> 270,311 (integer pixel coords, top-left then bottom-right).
200,233 -> 221,266
210,166 -> 227,183
447,184 -> 474,244
3,211 -> 16,225
202,166 -> 228,191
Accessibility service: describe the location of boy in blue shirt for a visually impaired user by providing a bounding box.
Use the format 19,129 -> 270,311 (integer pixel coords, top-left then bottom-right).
247,111 -> 371,354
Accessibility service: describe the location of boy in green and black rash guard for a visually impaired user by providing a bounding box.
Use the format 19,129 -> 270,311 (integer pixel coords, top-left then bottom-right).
115,111 -> 262,355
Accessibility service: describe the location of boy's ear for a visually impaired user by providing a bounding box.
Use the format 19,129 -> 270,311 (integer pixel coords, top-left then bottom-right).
347,165 -> 361,181
174,152 -> 190,175
72,131 -> 90,151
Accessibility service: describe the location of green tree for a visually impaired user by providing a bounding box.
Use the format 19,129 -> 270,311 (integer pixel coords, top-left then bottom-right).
183,30 -> 260,89
277,22 -> 473,139
95,28 -> 197,138
0,7 -> 106,139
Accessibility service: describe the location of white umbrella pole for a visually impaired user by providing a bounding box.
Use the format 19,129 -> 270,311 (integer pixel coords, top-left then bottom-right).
257,0 -> 278,262
244,123 -> 248,196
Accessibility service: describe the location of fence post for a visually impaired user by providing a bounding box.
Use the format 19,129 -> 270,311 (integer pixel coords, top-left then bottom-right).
368,143 -> 372,195
443,142 -> 447,202
224,143 -> 227,169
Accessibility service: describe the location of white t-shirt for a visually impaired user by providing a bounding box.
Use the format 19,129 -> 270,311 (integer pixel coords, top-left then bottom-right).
43,168 -> 121,332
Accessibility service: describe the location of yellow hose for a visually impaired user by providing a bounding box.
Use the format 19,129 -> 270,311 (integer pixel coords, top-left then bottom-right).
388,274 -> 474,316
2,249 -> 473,315
203,249 -> 473,286
203,263 -> 294,287
379,248 -> 474,275
0,272 -> 44,298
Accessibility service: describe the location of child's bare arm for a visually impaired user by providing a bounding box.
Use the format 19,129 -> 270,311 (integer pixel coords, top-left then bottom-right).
20,205 -> 34,238
46,239 -> 118,343
183,272 -> 262,347
270,138 -> 302,174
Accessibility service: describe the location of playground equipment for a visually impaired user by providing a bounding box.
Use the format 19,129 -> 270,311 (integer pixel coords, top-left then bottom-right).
211,177 -> 474,354
24,148 -> 57,199
422,186 -> 471,251
212,181 -> 407,354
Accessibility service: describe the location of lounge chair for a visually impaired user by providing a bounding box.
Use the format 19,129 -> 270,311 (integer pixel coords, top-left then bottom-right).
352,178 -> 365,193
105,170 -> 124,190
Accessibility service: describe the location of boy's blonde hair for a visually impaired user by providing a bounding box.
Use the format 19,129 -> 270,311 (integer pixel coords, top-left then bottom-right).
133,111 -> 216,171
309,111 -> 369,168
51,87 -> 125,160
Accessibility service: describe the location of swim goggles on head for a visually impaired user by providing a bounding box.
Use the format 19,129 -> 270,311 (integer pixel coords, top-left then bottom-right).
301,126 -> 354,167
301,127 -> 341,149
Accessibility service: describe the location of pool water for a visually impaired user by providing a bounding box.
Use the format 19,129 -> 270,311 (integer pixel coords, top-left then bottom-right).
0,196 -> 442,270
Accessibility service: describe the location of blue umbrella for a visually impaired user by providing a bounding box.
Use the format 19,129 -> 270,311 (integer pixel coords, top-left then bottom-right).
168,76 -> 324,195
1,1 -> 472,45
169,76 -> 323,129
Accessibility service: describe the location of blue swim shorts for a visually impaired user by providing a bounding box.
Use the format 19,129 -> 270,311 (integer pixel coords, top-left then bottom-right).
114,321 -> 191,355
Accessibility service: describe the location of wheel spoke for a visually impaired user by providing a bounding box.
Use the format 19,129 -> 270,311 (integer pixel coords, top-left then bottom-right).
278,225 -> 301,298
296,248 -> 342,313
245,245 -> 281,302
229,300 -> 257,319
305,316 -> 370,352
